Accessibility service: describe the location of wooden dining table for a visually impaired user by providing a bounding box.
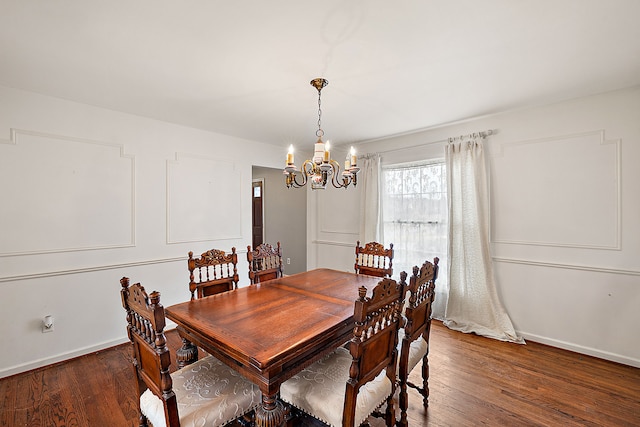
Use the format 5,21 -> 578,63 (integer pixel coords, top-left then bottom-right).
164,268 -> 382,427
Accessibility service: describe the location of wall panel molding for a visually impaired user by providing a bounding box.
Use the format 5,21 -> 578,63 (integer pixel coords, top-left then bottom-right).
166,153 -> 242,244
311,244 -> 640,277
315,189 -> 360,235
493,257 -> 640,276
0,256 -> 185,283
0,129 -> 135,256
490,130 -> 621,250
313,239 -> 356,247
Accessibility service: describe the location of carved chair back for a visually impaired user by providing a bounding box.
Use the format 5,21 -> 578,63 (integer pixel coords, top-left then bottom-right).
398,257 -> 439,426
120,277 -> 179,427
188,247 -> 239,300
354,240 -> 394,278
343,273 -> 407,426
246,242 -> 283,284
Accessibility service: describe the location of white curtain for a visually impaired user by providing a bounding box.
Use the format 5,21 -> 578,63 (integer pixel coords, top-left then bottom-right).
359,154 -> 382,243
445,138 -> 524,343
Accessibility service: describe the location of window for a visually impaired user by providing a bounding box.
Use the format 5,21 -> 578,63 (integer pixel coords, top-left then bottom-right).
382,161 -> 448,315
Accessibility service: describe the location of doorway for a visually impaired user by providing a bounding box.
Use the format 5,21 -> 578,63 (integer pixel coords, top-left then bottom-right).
251,179 -> 264,249
251,166 -> 307,275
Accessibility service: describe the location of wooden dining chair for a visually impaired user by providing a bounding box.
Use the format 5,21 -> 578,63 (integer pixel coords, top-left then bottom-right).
354,240 -> 394,278
188,247 -> 239,300
247,241 -> 283,284
280,273 -> 407,427
397,257 -> 439,427
119,277 -> 260,427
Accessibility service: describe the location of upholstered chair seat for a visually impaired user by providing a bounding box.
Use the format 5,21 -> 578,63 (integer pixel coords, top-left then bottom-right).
397,328 -> 428,374
140,355 -> 260,427
280,347 -> 392,427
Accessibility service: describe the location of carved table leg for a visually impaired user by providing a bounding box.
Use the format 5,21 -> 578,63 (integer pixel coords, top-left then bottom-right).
175,337 -> 198,369
254,393 -> 286,427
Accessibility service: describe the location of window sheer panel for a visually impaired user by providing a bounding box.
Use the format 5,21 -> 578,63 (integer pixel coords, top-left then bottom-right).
382,162 -> 448,318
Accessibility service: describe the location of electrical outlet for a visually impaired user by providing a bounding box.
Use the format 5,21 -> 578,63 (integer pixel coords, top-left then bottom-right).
287,258 -> 291,265
42,315 -> 54,333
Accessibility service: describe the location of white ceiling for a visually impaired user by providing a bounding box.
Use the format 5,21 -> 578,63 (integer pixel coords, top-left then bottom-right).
1,1 -> 639,147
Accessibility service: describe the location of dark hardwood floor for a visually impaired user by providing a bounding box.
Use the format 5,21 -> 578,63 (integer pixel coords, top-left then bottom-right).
1,321 -> 638,426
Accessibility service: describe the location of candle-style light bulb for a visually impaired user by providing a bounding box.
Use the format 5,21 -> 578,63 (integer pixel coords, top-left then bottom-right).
350,146 -> 357,167
287,144 -> 294,165
324,141 -> 330,162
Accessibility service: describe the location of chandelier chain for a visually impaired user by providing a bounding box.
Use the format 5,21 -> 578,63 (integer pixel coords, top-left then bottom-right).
316,88 -> 324,138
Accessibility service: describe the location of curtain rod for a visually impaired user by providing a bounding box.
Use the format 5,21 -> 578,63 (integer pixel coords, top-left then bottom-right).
370,129 -> 494,155
448,129 -> 493,142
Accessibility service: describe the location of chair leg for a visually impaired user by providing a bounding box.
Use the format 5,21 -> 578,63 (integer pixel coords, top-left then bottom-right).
397,378 -> 408,427
385,392 -> 396,427
397,343 -> 410,427
422,353 -> 430,407
400,353 -> 430,427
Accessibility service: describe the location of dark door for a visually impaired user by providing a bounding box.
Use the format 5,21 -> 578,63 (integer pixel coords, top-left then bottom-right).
252,180 -> 264,249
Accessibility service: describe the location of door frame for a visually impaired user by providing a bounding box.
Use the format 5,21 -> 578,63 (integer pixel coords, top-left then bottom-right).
251,178 -> 265,249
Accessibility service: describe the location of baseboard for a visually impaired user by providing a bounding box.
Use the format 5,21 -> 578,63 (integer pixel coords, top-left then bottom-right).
0,337 -> 129,379
519,331 -> 640,368
4,328 -> 637,379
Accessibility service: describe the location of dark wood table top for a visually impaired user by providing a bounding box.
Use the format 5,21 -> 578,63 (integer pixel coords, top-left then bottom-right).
165,268 -> 381,393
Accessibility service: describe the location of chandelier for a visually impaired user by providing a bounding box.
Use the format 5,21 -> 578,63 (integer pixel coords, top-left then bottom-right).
284,78 -> 359,189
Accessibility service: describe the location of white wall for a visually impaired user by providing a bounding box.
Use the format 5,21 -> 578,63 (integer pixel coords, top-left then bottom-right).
0,85 -> 283,378
2,85 -> 637,377
308,87 -> 640,367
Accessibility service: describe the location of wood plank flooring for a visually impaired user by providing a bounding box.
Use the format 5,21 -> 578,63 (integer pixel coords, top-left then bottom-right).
1,321 -> 638,426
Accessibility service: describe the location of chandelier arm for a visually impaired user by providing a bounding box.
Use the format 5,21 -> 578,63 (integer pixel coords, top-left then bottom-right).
286,169 -> 307,188
302,159 -> 316,178
290,173 -> 306,188
328,160 -> 347,189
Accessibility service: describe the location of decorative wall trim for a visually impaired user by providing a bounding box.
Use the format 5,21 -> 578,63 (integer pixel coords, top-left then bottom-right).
0,256 -> 185,283
491,240 -> 621,250
1,247 -> 250,283
166,153 -> 243,244
312,243 -> 640,277
311,240 -> 639,277
493,257 -> 640,276
318,229 -> 359,235
490,130 -> 621,250
313,188 -> 360,236
312,240 -> 356,248
0,128 -> 136,256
